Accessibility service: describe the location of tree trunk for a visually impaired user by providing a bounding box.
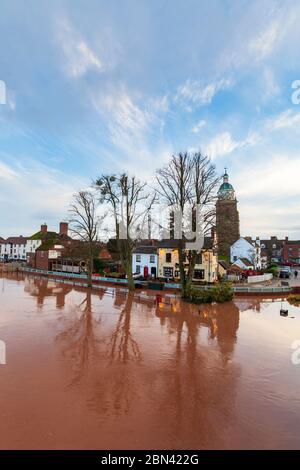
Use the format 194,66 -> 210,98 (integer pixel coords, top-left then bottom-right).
178,241 -> 188,298
185,251 -> 197,297
125,259 -> 135,291
87,245 -> 94,288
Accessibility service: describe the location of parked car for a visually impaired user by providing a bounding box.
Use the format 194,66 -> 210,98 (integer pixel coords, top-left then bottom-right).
279,269 -> 291,279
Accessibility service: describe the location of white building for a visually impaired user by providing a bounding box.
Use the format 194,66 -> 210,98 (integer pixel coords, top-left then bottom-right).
230,237 -> 261,270
132,246 -> 158,277
0,236 -> 28,261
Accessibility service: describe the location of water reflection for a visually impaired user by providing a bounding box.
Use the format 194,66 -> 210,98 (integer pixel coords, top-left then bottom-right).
1,273 -> 300,449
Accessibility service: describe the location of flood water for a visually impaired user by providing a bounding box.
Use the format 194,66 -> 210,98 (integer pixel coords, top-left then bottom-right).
0,273 -> 300,450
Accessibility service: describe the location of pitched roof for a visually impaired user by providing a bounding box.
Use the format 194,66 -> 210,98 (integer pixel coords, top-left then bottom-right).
218,260 -> 230,269
239,258 -> 253,266
4,236 -> 28,244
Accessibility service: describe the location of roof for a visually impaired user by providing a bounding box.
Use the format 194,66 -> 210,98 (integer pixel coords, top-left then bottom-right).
283,240 -> 300,246
260,238 -> 284,251
219,182 -> 233,191
239,258 -> 253,266
133,246 -> 158,254
4,236 -> 28,244
29,230 -> 71,242
218,260 -> 230,269
29,230 -> 57,240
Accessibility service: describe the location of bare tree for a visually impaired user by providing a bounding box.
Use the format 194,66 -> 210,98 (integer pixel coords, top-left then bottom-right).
69,190 -> 100,288
95,173 -> 155,290
156,151 -> 219,297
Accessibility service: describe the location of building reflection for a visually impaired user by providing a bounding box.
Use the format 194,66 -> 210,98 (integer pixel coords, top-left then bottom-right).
23,275 -> 72,309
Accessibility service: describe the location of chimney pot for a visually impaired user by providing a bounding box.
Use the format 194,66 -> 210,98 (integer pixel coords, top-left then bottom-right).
59,222 -> 68,236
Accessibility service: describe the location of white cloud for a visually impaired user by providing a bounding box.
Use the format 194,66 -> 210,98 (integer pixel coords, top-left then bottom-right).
0,158 -> 84,237
249,21 -> 280,61
237,154 -> 300,199
175,78 -> 232,107
266,109 -> 300,131
57,18 -> 103,77
0,161 -> 18,181
90,87 -> 172,177
205,131 -> 258,159
191,120 -> 206,133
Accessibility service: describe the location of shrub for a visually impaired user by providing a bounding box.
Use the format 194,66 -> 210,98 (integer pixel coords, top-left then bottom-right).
187,282 -> 233,304
287,294 -> 300,306
265,266 -> 278,277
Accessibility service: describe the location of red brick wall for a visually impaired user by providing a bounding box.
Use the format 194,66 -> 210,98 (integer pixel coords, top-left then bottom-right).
35,251 -> 50,270
283,243 -> 300,263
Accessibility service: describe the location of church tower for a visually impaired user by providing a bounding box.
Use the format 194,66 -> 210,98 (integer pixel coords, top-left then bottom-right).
216,169 -> 240,258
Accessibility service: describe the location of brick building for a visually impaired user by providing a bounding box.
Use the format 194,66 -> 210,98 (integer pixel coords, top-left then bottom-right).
282,238 -> 300,264
216,170 -> 240,258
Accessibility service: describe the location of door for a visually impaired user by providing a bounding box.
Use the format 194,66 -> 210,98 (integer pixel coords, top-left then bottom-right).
144,266 -> 149,277
151,267 -> 157,277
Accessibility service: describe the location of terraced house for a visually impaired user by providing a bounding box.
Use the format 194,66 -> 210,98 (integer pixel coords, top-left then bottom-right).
157,238 -> 218,283
0,236 -> 28,261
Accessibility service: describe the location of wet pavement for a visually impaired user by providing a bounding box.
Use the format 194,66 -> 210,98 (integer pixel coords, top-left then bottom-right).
0,273 -> 300,450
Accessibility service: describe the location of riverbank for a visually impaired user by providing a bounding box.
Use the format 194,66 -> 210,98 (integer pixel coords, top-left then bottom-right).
18,267 -> 293,296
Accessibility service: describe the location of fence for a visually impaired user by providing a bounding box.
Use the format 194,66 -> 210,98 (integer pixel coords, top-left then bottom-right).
247,273 -> 273,284
19,268 -> 291,294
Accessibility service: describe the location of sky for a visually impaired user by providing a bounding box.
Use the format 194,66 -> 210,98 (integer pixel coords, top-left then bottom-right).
1,0 -> 300,238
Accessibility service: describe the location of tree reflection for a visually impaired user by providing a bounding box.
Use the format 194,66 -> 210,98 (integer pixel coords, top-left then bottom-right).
107,293 -> 141,364
56,291 -> 103,385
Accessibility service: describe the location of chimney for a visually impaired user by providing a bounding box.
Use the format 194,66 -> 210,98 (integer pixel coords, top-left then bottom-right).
285,236 -> 289,242
59,222 -> 68,236
41,223 -> 47,234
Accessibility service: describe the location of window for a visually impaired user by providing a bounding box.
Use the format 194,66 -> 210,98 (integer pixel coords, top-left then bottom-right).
195,253 -> 202,264
163,267 -> 173,277
166,253 -> 172,263
150,255 -> 155,263
136,265 -> 141,274
233,255 -> 237,261
136,255 -> 141,262
194,269 -> 205,279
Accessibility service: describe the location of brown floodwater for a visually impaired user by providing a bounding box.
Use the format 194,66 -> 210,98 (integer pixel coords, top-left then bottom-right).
0,272 -> 300,450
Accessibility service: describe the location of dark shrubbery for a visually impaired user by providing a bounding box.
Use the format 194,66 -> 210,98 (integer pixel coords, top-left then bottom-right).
265,265 -> 278,277
287,294 -> 300,306
187,282 -> 234,304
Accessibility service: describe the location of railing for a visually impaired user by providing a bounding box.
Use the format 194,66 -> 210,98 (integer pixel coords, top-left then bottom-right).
19,268 -> 292,294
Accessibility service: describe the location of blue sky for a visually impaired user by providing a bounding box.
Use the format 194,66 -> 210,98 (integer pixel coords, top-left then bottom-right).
1,0 -> 300,238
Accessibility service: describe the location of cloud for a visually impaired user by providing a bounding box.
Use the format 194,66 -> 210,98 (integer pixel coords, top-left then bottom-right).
204,131 -> 258,159
0,158 -> 84,237
56,18 -> 103,77
90,86 -> 172,177
237,153 -> 300,199
191,120 -> 206,133
175,78 -> 232,107
249,21 -> 280,61
0,161 -> 18,181
266,109 -> 300,131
